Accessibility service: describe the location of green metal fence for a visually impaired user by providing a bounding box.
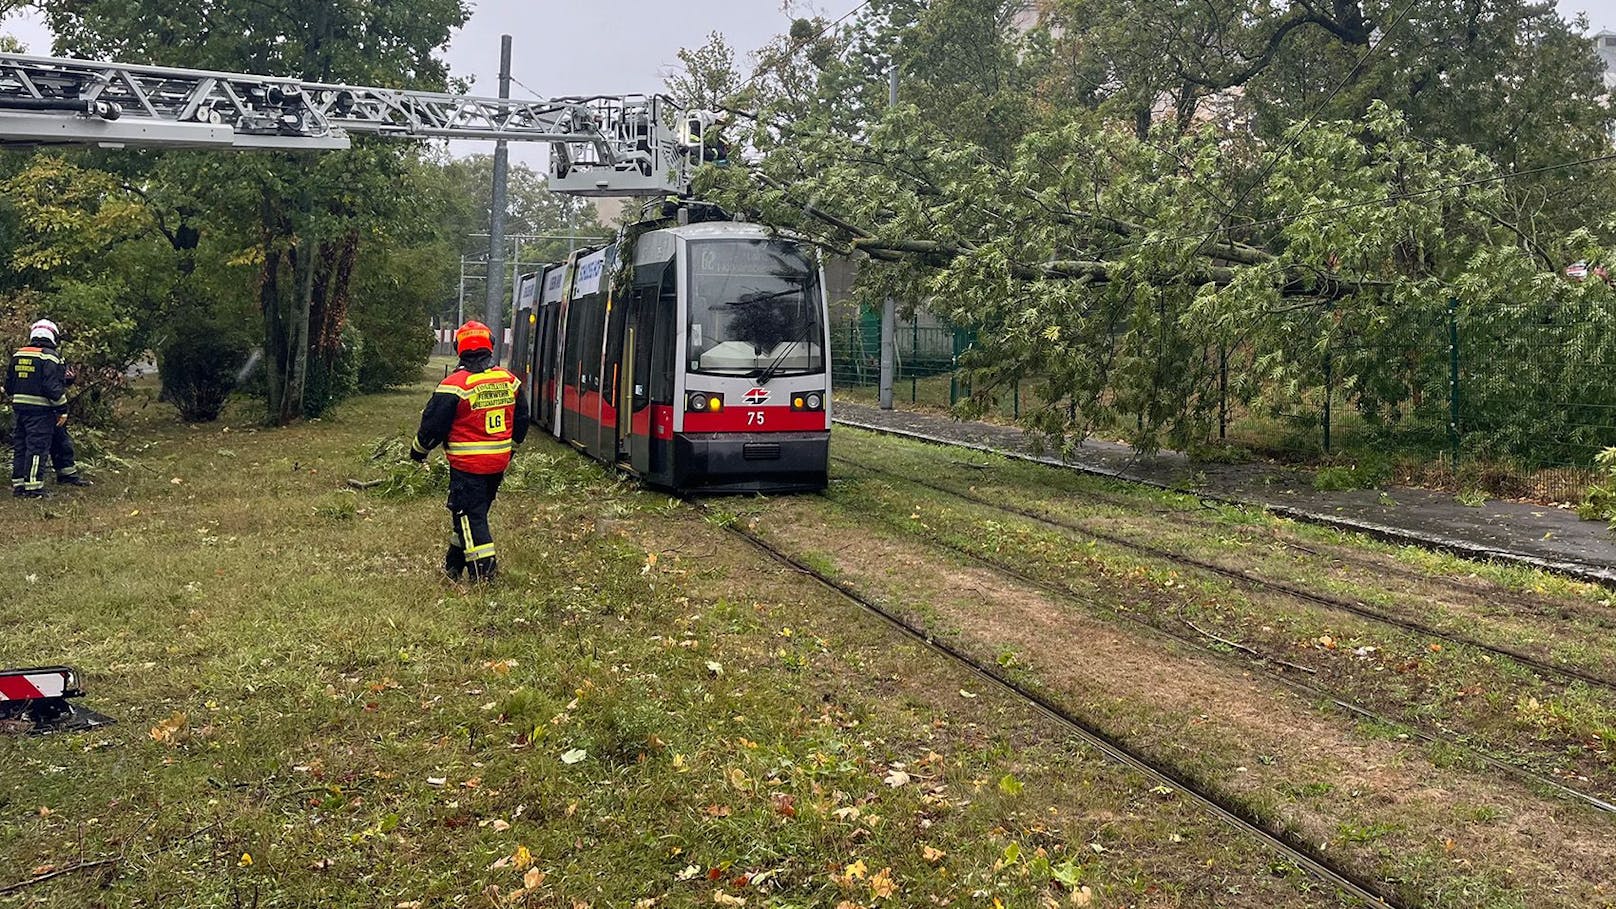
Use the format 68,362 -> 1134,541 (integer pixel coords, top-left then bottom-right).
831,300 -> 1616,502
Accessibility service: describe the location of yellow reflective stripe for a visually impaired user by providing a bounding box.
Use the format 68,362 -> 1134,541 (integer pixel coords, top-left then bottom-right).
465,541 -> 496,560
10,394 -> 64,407
434,383 -> 474,398
411,437 -> 429,455
13,349 -> 58,363
460,515 -> 475,556
446,440 -> 513,454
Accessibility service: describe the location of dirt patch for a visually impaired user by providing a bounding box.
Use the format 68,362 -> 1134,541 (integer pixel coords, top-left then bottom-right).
756,495 -> 1616,909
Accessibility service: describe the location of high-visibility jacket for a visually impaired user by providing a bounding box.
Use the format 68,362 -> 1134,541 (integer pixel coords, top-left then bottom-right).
413,353 -> 529,474
6,341 -> 68,413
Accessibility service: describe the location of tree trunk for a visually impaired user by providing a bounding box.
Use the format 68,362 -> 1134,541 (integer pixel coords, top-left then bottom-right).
259,191 -> 286,423
284,238 -> 318,423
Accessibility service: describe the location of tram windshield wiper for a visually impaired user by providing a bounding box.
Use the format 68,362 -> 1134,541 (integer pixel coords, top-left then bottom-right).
753,343 -> 798,385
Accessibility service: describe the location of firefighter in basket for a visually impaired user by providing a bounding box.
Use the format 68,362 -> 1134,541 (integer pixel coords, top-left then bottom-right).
411,321 -> 528,582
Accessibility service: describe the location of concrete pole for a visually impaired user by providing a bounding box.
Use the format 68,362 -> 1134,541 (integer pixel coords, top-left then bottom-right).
878,63 -> 899,410
483,34 -> 513,361
457,256 -> 466,325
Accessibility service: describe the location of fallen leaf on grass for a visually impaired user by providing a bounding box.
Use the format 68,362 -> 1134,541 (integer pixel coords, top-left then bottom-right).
868,867 -> 895,899
523,868 -> 547,889
675,863 -> 701,881
238,852 -> 253,867
395,902 -> 424,909
560,748 -> 588,765
713,894 -> 746,906
512,845 -> 534,871
844,860 -> 868,881
705,661 -> 724,677
882,769 -> 910,788
148,711 -> 188,745
1429,643 -> 1444,653
958,689 -> 977,699
704,804 -> 732,817
425,776 -> 448,787
920,845 -> 945,864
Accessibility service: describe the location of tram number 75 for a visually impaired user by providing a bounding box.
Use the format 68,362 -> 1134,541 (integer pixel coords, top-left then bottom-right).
747,410 -> 766,426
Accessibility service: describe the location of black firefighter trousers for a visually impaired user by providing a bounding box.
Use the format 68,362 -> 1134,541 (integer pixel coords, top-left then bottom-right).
10,405 -> 77,494
446,467 -> 504,580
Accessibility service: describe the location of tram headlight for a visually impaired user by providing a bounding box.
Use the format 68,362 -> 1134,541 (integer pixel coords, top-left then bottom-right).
793,392 -> 825,412
806,393 -> 823,411
689,392 -> 722,413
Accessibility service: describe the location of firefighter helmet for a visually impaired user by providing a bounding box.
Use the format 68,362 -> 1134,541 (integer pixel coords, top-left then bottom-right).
28,319 -> 58,345
455,320 -> 494,355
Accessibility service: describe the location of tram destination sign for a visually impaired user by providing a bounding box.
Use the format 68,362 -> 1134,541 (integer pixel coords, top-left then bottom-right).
693,240 -> 803,277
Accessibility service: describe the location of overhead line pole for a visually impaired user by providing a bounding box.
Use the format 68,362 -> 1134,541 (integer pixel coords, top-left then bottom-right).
879,62 -> 899,411
483,34 -> 514,360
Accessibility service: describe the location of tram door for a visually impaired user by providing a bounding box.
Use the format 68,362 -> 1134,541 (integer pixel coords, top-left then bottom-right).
625,235 -> 677,480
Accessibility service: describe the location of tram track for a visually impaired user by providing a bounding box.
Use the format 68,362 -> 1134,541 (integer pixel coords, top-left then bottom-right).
830,452 -> 1616,697
681,494 -> 1406,909
833,418 -> 1616,587
815,456 -> 1616,817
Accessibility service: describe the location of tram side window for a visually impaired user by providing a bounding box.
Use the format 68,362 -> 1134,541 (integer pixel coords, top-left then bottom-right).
650,262 -> 677,404
580,296 -> 603,392
565,300 -> 587,386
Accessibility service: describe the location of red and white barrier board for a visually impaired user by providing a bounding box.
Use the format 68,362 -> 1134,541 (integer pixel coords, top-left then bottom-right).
0,668 -> 75,701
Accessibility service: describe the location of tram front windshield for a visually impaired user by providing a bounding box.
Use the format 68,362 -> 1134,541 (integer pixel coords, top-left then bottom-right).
688,239 -> 824,377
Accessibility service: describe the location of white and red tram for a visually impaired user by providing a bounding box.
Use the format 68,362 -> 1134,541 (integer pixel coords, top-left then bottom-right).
512,215 -> 831,493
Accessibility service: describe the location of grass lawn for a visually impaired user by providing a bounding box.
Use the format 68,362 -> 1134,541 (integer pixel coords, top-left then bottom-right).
0,375 -> 1358,908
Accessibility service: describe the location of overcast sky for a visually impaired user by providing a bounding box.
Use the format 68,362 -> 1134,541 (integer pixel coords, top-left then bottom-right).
0,1 -> 825,170
3,0 -> 1616,169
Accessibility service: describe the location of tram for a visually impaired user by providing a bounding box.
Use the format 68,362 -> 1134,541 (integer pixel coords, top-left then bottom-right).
511,209 -> 831,493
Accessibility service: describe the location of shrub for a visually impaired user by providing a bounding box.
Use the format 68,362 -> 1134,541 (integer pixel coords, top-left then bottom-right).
303,323 -> 365,418
1577,448 -> 1616,527
158,314 -> 253,423
1312,458 -> 1391,491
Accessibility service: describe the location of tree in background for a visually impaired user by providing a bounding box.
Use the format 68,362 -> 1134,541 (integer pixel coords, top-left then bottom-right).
689,0 -> 1616,462
42,0 -> 472,423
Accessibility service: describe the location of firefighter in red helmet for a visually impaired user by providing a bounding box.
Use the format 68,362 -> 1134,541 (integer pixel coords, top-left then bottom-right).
411,321 -> 528,581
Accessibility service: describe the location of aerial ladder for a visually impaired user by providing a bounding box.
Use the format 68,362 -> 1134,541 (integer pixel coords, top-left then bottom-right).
0,52 -> 724,196
0,53 -> 737,731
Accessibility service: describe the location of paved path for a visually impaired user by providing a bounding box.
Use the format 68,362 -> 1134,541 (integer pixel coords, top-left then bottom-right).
835,402 -> 1616,585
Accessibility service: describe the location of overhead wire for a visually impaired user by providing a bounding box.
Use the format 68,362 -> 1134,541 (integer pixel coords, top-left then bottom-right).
730,0 -> 876,98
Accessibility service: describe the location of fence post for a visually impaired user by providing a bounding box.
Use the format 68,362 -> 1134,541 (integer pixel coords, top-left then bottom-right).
1013,378 -> 1021,419
1448,296 -> 1461,468
911,319 -> 919,403
1322,343 -> 1333,455
1218,341 -> 1228,441
879,299 -> 896,409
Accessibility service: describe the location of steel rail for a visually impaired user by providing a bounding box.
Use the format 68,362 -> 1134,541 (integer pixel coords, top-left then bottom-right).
685,495 -> 1404,908
832,418 -> 1616,587
826,436 -> 1616,695
823,455 -> 1616,817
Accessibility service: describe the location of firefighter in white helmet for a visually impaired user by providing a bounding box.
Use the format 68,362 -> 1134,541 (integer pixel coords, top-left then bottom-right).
7,319 -> 89,497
